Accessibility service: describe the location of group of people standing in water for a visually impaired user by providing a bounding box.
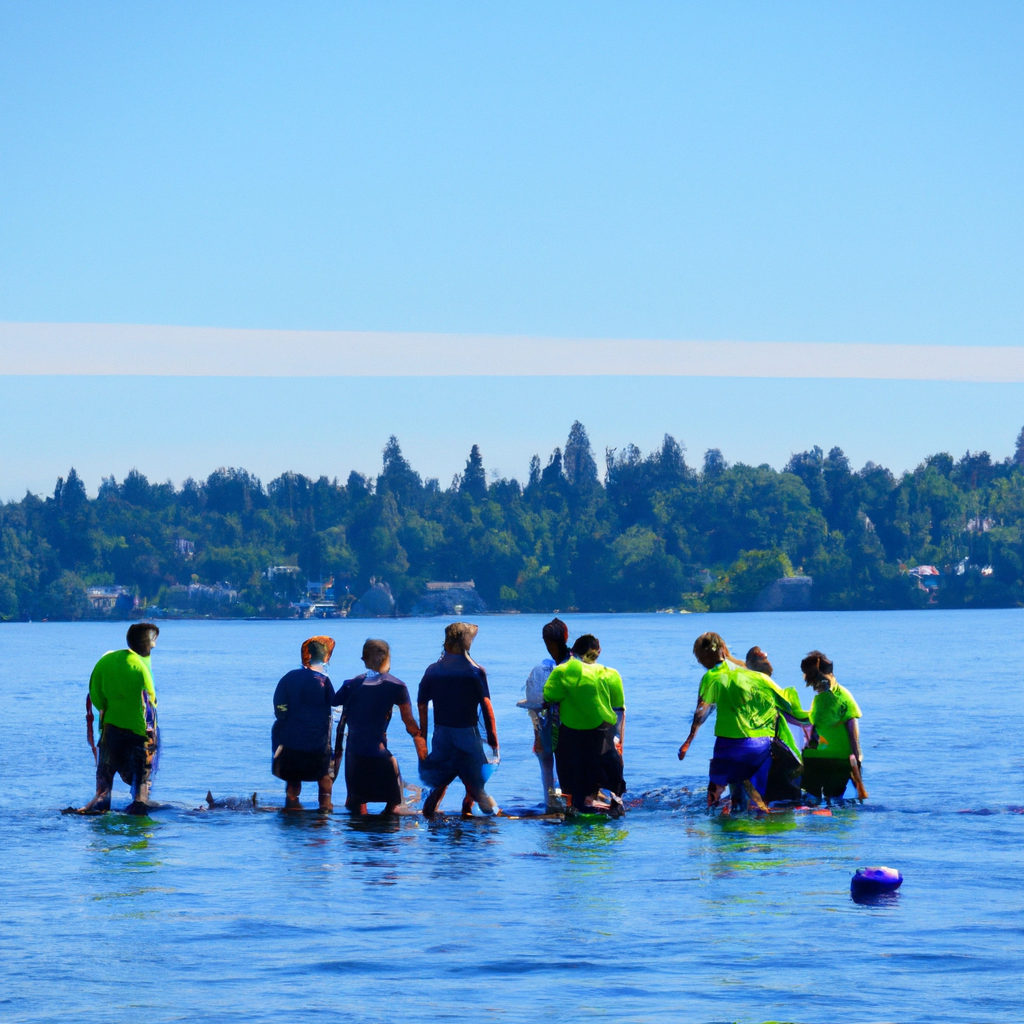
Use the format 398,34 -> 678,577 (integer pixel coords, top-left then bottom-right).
79,619 -> 864,817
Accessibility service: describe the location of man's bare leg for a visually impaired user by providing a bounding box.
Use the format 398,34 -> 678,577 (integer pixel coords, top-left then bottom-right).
707,782 -> 727,807
285,781 -> 302,809
422,784 -> 449,817
81,785 -> 112,813
317,775 -> 333,812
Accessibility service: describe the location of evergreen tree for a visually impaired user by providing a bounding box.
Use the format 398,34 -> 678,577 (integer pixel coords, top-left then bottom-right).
461,445 -> 487,501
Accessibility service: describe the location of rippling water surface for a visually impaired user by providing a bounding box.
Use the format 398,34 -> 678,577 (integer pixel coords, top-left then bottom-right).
2,611 -> 1023,1023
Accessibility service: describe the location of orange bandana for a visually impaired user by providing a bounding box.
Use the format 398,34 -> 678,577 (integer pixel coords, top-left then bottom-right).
301,635 -> 336,668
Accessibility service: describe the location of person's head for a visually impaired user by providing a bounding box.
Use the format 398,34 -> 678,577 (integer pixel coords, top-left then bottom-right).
362,638 -> 391,673
745,646 -> 773,676
800,650 -> 834,691
444,621 -> 479,654
542,617 -> 570,662
126,622 -> 159,657
693,631 -> 729,670
571,633 -> 601,664
302,635 -> 336,668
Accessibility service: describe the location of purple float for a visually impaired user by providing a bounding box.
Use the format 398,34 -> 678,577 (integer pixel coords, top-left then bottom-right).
851,866 -> 903,898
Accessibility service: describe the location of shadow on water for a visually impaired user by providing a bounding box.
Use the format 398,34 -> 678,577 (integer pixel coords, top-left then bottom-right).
86,814 -> 162,869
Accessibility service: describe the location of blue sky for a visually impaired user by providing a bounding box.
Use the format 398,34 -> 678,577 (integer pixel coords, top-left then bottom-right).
1,3 -> 1022,496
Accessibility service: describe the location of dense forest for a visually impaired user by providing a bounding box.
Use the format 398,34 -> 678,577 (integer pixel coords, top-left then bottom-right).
3,421 -> 1024,621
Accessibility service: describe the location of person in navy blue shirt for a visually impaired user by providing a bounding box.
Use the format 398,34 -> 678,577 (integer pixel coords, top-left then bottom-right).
272,636 -> 336,810
417,622 -> 500,817
333,638 -> 427,814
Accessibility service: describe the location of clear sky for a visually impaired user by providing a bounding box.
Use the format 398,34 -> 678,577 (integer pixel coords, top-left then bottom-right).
1,3 -> 1022,496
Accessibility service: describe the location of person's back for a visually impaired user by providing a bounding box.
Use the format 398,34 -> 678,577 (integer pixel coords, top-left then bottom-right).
699,662 -> 793,739
418,652 -> 490,728
90,649 -> 156,737
543,658 -> 622,731
273,667 -> 335,752
339,671 -> 409,757
805,682 -> 861,762
272,636 -> 337,811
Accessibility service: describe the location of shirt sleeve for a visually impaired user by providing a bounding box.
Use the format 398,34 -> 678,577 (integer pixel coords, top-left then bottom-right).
394,682 -> 411,706
273,676 -> 289,721
416,673 -> 431,706
841,687 -> 862,721
766,678 -> 810,721
698,668 -> 722,705
606,669 -> 625,709
334,680 -> 350,707
543,665 -> 567,703
476,667 -> 490,701
88,660 -> 107,714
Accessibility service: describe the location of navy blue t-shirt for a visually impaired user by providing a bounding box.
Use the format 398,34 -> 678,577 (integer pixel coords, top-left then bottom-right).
337,671 -> 411,759
416,653 -> 490,729
272,668 -> 335,753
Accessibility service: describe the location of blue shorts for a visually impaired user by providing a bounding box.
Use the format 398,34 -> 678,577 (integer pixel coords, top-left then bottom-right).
419,725 -> 493,795
708,736 -> 773,797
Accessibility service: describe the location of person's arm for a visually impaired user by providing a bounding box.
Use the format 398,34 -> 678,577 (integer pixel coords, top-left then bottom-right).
332,713 -> 346,775
481,697 -> 499,752
678,700 -> 714,760
614,708 -> 625,754
418,703 -> 429,740
399,702 -> 428,760
845,718 -> 862,764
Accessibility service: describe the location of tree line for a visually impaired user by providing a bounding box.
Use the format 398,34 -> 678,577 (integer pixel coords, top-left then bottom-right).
3,421 -> 1024,620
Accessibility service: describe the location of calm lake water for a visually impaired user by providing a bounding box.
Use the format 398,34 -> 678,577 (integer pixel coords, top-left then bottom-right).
2,611 -> 1022,1024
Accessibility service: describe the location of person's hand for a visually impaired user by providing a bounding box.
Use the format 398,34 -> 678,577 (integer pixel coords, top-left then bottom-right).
414,736 -> 428,761
678,741 -> 690,761
489,744 -> 500,762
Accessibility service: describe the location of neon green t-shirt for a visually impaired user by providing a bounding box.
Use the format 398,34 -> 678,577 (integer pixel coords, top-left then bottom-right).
88,649 -> 157,737
698,662 -> 807,739
543,659 -> 624,731
804,682 -> 861,760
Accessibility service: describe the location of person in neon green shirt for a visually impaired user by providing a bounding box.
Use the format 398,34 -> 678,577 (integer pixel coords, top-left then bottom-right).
81,622 -> 159,815
799,650 -> 863,802
678,632 -> 808,808
543,634 -> 626,817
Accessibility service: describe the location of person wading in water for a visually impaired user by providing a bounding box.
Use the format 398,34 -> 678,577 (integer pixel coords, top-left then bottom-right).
272,636 -> 336,811
517,617 -> 571,812
417,622 -> 500,818
80,622 -> 160,815
679,632 -> 808,810
333,638 -> 427,814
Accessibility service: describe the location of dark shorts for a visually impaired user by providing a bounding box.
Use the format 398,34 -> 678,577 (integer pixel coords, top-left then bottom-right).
554,722 -> 625,810
708,736 -> 773,796
96,723 -> 150,796
801,757 -> 851,799
419,725 -> 493,796
345,752 -> 403,807
273,746 -> 331,783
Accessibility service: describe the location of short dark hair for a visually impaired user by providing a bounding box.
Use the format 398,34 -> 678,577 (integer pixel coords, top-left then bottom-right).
542,618 -> 569,645
571,634 -> 600,658
126,622 -> 159,653
305,639 -> 330,664
800,650 -> 834,680
362,638 -> 390,671
745,646 -> 773,676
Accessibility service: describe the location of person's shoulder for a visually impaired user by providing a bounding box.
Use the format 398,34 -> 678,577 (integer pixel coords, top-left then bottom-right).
600,664 -> 623,685
382,672 -> 409,690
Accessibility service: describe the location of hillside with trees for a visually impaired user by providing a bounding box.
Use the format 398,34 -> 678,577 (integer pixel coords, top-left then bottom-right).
3,422 -> 1024,620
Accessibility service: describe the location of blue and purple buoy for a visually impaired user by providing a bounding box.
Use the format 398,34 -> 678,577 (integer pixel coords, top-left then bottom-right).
851,866 -> 903,899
